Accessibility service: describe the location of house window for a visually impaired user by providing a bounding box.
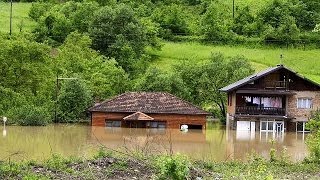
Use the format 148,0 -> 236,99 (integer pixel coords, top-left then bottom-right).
105,120 -> 121,127
297,98 -> 312,109
149,121 -> 166,128
260,120 -> 284,132
296,122 -> 310,132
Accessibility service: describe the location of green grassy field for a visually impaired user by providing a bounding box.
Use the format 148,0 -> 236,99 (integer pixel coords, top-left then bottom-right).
0,2 -> 35,33
1,2 -> 320,83
222,0 -> 271,13
148,41 -> 320,83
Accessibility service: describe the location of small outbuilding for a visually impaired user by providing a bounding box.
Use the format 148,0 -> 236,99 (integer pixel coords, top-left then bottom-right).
88,92 -> 210,129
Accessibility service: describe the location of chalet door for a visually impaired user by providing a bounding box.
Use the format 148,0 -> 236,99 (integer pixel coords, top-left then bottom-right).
237,121 -> 250,131
250,122 -> 256,131
275,121 -> 284,133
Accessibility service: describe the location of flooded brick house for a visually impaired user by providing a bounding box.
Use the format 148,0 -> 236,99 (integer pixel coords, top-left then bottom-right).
88,92 -> 210,129
220,65 -> 320,132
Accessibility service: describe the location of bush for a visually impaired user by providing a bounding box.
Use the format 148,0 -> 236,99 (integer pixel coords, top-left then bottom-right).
155,154 -> 190,180
9,105 -> 51,126
57,79 -> 92,123
305,110 -> 320,163
29,2 -> 53,21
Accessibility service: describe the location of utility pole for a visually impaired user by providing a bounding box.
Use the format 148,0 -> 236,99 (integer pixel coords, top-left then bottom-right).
55,76 -> 78,122
232,0 -> 235,19
9,0 -> 13,35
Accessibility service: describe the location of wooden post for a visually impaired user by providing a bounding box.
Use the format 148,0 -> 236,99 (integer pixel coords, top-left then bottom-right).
55,74 -> 59,123
232,0 -> 235,19
9,0 -> 13,35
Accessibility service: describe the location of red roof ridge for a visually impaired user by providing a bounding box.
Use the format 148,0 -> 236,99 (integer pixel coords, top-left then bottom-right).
88,91 -> 210,115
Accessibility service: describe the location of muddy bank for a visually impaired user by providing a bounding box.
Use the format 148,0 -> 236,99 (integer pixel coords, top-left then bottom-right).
0,151 -> 319,179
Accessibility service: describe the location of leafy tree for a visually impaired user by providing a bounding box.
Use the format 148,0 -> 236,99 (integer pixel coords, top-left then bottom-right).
232,6 -> 257,37
89,4 -> 159,73
57,79 -> 92,122
29,2 -> 53,22
201,2 -> 234,43
33,1 -> 99,44
258,0 -> 300,45
56,32 -> 130,100
0,37 -> 52,95
134,67 -> 188,98
295,0 -> 320,30
174,53 -> 254,122
151,4 -> 189,39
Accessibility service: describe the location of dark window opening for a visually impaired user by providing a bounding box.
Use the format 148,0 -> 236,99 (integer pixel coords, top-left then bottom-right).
105,120 -> 121,127
147,121 -> 166,129
184,124 -> 203,129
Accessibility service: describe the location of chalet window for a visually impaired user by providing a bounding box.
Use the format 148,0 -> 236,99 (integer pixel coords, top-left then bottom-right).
296,122 -> 310,132
260,120 -> 284,132
150,121 -> 166,128
297,98 -> 312,109
105,120 -> 121,127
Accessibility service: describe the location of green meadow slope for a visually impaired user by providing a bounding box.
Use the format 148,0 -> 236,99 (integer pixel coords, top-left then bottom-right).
148,42 -> 320,83
1,2 -> 319,83
0,2 -> 35,33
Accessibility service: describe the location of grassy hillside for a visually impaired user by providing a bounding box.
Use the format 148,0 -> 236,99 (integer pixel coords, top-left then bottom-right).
0,2 -> 35,33
148,42 -> 320,83
1,2 -> 320,83
222,0 -> 271,13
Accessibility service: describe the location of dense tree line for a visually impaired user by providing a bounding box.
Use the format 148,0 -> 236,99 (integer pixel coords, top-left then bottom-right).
0,0 -> 319,125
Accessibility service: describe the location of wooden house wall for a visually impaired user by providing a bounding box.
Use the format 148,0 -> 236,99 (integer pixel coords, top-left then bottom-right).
91,112 -> 207,129
238,69 -> 320,91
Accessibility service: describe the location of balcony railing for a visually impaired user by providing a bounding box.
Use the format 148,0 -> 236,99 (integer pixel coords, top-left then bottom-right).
265,81 -> 288,89
236,106 -> 285,116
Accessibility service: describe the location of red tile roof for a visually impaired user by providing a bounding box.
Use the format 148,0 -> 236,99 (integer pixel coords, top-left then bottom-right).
89,92 -> 210,115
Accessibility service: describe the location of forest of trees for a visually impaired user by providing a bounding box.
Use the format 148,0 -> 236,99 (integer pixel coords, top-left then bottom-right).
0,0 -> 319,125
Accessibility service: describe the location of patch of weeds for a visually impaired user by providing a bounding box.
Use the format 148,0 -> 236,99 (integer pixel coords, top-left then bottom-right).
269,140 -> 290,165
75,168 -> 96,179
0,161 -> 25,178
93,146 -> 113,159
45,154 -> 73,173
155,154 -> 190,180
22,173 -> 49,180
111,160 -> 128,171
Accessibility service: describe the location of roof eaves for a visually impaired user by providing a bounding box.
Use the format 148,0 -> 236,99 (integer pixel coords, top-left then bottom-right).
220,66 -> 282,92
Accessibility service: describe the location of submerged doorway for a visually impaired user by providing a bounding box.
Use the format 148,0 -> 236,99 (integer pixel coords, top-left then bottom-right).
129,121 -> 147,128
260,120 -> 284,132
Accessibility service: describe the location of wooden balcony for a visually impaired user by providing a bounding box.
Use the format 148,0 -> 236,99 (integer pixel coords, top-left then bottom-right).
236,106 -> 286,116
265,81 -> 288,90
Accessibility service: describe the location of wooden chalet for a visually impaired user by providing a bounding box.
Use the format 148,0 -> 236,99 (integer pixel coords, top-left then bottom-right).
220,65 -> 320,132
88,92 -> 210,129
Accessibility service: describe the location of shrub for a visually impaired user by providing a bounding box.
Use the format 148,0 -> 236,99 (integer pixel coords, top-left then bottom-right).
57,79 -> 92,123
29,2 -> 53,21
45,154 -> 69,171
155,154 -> 190,180
8,105 -> 51,126
305,110 -> 320,163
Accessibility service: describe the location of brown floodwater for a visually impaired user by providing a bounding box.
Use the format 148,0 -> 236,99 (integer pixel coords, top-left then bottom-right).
0,123 -> 308,162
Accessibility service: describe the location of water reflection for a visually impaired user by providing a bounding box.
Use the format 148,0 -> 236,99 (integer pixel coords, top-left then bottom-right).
0,124 -> 309,162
